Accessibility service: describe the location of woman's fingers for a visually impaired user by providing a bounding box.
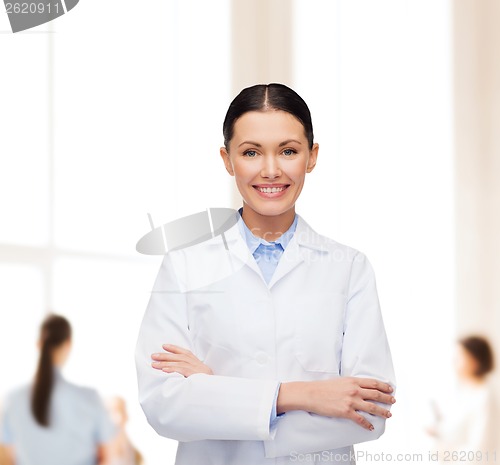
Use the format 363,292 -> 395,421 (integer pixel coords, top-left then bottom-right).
151,344 -> 196,364
151,352 -> 186,362
355,399 -> 392,419
346,397 -> 392,430
156,362 -> 195,377
353,379 -> 395,421
150,344 -> 213,376
152,359 -> 212,376
152,361 -> 178,369
162,343 -> 192,355
349,411 -> 374,431
304,377 -> 395,430
358,378 -> 393,393
359,387 -> 395,406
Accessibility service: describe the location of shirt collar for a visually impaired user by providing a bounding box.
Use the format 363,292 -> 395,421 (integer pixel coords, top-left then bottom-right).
237,206 -> 298,255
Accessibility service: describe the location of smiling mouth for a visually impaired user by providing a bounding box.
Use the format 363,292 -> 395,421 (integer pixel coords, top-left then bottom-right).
253,185 -> 290,193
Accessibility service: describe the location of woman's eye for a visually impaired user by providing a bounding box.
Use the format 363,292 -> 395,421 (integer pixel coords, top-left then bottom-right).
243,150 -> 257,157
283,149 -> 297,156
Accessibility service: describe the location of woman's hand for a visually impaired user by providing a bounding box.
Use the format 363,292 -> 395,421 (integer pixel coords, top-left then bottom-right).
277,377 -> 395,431
425,426 -> 439,438
151,344 -> 213,377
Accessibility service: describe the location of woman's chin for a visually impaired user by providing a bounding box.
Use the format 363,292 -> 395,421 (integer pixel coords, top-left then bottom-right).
246,203 -> 294,218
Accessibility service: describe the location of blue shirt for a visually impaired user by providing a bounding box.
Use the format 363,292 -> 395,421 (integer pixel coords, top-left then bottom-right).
1,369 -> 116,465
237,207 -> 298,428
237,207 -> 298,285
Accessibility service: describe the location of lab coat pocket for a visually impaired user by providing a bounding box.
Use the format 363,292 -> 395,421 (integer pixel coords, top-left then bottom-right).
294,291 -> 346,374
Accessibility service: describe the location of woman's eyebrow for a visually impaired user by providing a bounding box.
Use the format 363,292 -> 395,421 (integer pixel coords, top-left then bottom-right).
279,139 -> 302,147
238,141 -> 262,147
238,139 -> 302,148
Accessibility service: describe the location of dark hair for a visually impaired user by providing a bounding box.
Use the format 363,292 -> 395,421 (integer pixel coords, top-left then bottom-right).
459,335 -> 494,378
223,83 -> 314,150
32,314 -> 72,427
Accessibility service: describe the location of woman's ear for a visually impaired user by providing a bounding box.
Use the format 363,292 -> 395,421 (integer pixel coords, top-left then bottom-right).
220,147 -> 235,176
306,143 -> 319,173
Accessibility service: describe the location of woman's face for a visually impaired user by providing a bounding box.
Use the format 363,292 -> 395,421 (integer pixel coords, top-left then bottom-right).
454,344 -> 479,380
220,110 -> 318,219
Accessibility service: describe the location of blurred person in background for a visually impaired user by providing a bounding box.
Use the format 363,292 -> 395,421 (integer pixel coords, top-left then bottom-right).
0,445 -> 12,465
427,335 -> 497,463
0,314 -> 116,465
0,402 -> 12,465
0,423 -> 11,465
106,397 -> 143,465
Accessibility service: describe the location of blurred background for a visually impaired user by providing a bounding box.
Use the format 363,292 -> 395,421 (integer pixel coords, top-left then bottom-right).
0,0 -> 499,463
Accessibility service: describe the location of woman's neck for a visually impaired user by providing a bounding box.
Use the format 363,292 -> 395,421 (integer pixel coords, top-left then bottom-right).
241,205 -> 296,241
460,374 -> 487,387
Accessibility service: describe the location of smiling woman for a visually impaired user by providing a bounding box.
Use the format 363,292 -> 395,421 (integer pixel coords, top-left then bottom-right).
219,84 -> 318,241
220,108 -> 318,241
135,83 -> 396,465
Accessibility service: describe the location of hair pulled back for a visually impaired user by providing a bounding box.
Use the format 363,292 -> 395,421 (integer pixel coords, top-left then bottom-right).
223,83 -> 314,150
32,314 -> 71,427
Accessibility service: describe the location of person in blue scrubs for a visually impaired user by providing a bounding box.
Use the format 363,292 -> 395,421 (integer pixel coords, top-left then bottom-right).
1,314 -> 116,465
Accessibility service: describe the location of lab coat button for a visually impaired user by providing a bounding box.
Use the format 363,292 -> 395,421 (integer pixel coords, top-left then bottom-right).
255,352 -> 269,365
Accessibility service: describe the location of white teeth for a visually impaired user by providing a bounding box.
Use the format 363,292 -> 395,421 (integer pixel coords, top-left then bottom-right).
256,186 -> 286,193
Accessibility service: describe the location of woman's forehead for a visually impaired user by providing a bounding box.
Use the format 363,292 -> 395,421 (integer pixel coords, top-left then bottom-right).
232,110 -> 307,143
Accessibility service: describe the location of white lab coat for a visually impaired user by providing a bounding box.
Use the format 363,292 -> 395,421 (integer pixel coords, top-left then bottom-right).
432,381 -> 499,464
135,212 -> 396,465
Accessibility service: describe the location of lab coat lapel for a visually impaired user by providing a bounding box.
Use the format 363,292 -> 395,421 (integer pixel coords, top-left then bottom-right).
267,232 -> 304,289
213,219 -> 264,280
268,215 -> 329,289
207,213 -> 325,289
224,214 -> 306,287
268,214 -> 329,289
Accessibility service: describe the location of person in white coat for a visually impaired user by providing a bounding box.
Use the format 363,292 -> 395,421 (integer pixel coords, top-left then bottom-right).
427,336 -> 497,464
135,83 -> 397,464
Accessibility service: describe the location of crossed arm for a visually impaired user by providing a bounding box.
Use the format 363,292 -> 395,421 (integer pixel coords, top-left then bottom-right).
151,344 -> 395,432
137,251 -> 396,456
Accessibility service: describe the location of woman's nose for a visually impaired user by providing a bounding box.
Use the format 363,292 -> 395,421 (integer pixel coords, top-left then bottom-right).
260,155 -> 281,178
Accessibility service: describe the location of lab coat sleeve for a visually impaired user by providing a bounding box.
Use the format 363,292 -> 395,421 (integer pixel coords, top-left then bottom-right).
264,252 -> 396,458
135,253 -> 280,442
